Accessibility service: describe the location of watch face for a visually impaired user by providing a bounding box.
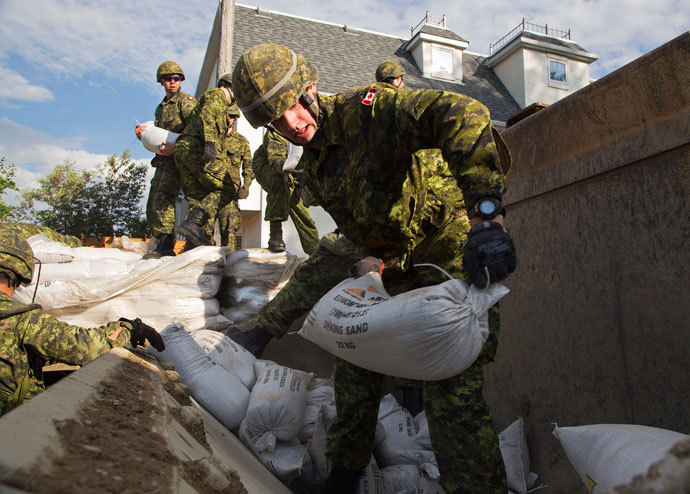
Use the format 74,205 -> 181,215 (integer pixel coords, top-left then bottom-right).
479,200 -> 497,216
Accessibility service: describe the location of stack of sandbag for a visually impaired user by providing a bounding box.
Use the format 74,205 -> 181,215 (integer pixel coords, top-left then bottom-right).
146,323 -> 251,430
553,423 -> 688,492
238,361 -> 316,484
15,243 -> 232,332
220,248 -> 304,324
498,417 -> 539,494
299,272 -> 509,380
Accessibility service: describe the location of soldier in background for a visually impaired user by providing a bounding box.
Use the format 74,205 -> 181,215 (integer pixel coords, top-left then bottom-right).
135,61 -> 196,259
173,74 -> 235,249
216,104 -> 253,250
252,128 -> 319,254
231,44 -> 516,493
0,229 -> 164,416
375,60 -> 406,89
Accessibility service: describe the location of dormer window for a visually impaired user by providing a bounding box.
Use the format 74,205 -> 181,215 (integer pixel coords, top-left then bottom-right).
548,57 -> 568,89
431,46 -> 454,79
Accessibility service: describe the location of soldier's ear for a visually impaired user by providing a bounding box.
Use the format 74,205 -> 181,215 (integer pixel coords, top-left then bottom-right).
305,84 -> 317,97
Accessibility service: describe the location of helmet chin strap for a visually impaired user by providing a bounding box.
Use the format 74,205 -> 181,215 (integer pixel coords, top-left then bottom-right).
268,92 -> 323,146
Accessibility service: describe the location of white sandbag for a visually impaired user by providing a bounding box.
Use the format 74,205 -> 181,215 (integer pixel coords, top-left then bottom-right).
140,120 -> 180,154
239,420 -> 314,483
28,260 -> 132,285
189,329 -> 256,389
70,246 -> 142,264
381,464 -> 419,494
147,323 -> 249,430
416,473 -> 446,494
111,235 -> 148,255
225,248 -> 303,287
375,394 -> 439,479
27,234 -> 74,264
553,423 -> 688,493
358,455 -> 384,494
299,380 -> 337,442
499,418 -> 538,494
244,362 -> 313,452
299,272 -> 509,381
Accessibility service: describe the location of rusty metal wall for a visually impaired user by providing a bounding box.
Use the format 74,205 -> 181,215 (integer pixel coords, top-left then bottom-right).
484,32 -> 690,492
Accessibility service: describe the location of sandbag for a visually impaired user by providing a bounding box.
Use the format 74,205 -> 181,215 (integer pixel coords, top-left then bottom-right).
498,417 -> 538,494
140,120 -> 180,154
299,380 -> 336,443
381,464 -> 418,494
244,362 -> 313,452
357,456 -> 384,494
374,394 -> 439,479
189,329 -> 256,389
239,419 -> 314,483
147,323 -> 249,430
299,272 -> 509,380
27,234 -> 75,264
553,423 -> 688,493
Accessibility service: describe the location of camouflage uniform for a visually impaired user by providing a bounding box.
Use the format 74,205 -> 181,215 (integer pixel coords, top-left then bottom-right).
146,90 -> 197,237
173,88 -> 233,241
0,223 -> 81,247
0,294 -> 133,415
299,87 -> 508,493
253,129 -> 319,254
216,128 -> 254,249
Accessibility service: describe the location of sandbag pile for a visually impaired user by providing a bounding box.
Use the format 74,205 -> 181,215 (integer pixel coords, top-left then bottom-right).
219,248 -> 304,324
14,238 -> 232,332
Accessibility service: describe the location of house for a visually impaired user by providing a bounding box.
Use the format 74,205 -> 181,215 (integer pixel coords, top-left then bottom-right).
195,2 -> 598,254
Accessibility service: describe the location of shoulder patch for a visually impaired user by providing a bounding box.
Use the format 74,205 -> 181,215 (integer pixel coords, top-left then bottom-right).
362,88 -> 377,106
187,96 -> 194,100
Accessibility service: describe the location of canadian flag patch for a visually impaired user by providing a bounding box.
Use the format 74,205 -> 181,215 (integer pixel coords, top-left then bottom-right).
362,88 -> 377,106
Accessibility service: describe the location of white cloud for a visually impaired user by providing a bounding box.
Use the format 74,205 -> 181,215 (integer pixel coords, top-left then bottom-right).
0,68 -> 53,104
0,118 -> 152,204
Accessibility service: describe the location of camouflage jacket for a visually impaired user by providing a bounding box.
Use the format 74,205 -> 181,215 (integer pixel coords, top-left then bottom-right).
253,129 -> 300,187
221,129 -> 254,189
0,223 -> 81,247
300,84 -> 510,261
151,90 -> 197,167
178,88 -> 230,152
0,294 -> 131,416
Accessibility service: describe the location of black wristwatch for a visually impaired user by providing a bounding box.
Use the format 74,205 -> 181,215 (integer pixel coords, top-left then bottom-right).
467,198 -> 506,220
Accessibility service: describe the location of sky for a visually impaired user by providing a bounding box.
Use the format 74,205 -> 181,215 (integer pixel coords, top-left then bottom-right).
0,0 -> 687,206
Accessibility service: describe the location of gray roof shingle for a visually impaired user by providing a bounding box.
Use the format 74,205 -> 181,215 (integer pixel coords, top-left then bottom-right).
232,5 -> 521,122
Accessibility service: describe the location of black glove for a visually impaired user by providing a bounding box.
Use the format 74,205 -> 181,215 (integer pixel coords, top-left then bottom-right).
348,256 -> 384,278
202,142 -> 216,163
462,221 -> 517,288
237,186 -> 248,199
120,317 -> 165,352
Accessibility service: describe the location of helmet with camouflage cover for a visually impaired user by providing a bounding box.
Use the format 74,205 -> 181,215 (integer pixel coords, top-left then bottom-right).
0,230 -> 34,285
217,73 -> 233,88
376,60 -> 405,82
227,103 -> 241,117
156,61 -> 185,82
232,44 -> 318,128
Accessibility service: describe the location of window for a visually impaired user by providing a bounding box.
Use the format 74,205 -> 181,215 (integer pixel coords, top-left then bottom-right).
431,46 -> 454,79
549,59 -> 567,83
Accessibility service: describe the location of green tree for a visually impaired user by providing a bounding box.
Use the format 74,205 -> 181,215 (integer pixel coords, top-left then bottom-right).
17,151 -> 149,237
0,157 -> 19,222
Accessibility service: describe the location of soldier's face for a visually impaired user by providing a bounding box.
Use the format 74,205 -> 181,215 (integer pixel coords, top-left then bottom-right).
272,85 -> 318,145
161,75 -> 181,95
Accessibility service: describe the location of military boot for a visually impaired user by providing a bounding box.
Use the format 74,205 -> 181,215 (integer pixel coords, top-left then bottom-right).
143,233 -> 177,259
268,220 -> 285,252
225,325 -> 274,358
175,209 -> 212,248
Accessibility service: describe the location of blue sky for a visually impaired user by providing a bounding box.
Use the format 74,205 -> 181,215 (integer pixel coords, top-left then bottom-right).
0,0 -> 687,204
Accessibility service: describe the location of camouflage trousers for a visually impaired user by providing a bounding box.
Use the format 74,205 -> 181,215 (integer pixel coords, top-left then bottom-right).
254,160 -> 319,255
146,158 -> 181,238
175,137 -> 241,248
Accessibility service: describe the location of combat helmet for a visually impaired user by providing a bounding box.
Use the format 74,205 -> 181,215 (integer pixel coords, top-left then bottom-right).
227,103 -> 241,117
0,230 -> 34,285
376,60 -> 405,82
232,44 -> 318,128
156,61 -> 185,82
218,73 -> 233,88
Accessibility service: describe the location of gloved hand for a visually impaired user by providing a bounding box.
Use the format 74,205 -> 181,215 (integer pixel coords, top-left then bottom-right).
119,317 -> 165,352
348,256 -> 384,278
462,221 -> 517,288
237,186 -> 249,199
225,325 -> 273,357
202,142 -> 216,163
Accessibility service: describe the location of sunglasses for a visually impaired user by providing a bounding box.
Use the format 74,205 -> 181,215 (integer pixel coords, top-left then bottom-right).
163,76 -> 181,82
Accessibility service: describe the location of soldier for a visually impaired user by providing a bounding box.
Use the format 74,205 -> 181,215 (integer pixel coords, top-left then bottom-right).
135,61 -> 197,259
231,44 -> 516,493
0,229 -> 164,416
173,74 -> 235,248
375,60 -> 406,89
252,128 -> 319,254
216,103 -> 254,250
